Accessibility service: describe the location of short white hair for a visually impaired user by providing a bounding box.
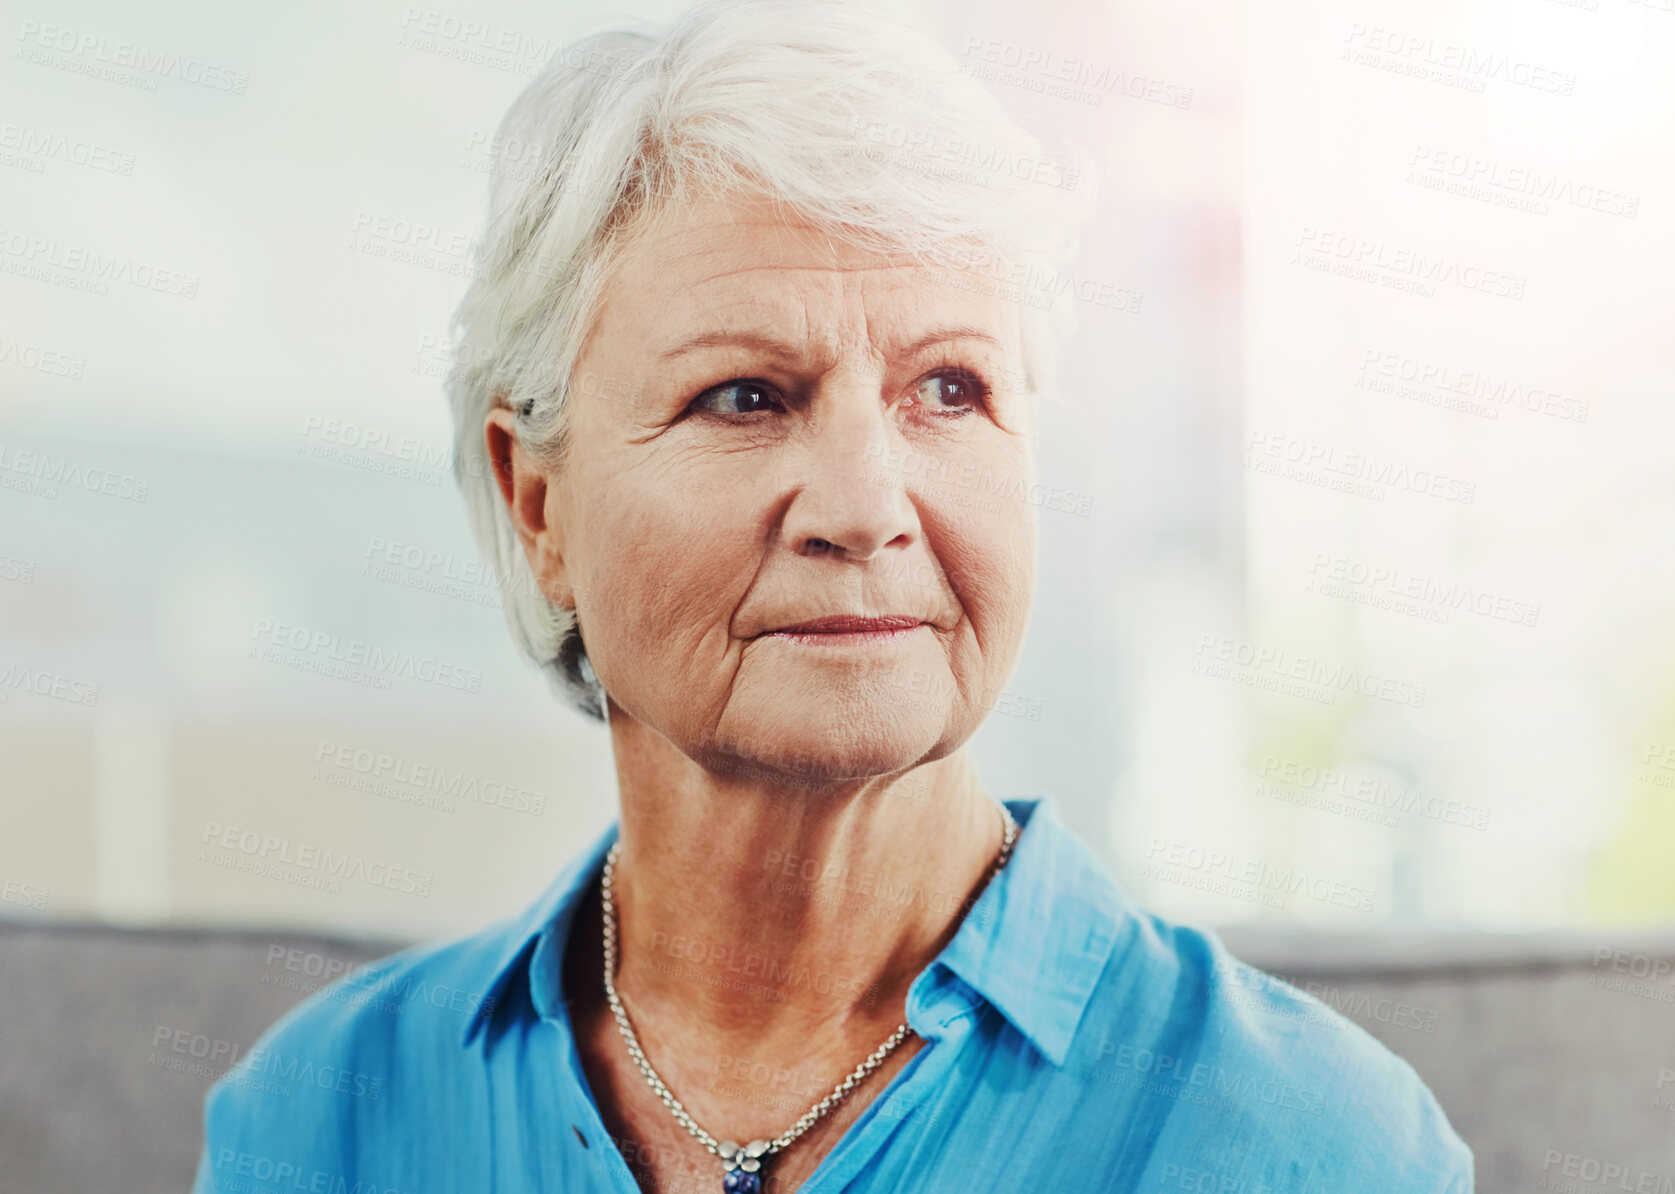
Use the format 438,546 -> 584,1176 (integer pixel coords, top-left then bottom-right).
446,0 -> 1096,720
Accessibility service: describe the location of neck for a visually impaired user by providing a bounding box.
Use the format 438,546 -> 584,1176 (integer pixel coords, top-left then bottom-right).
600,703 -> 1008,1056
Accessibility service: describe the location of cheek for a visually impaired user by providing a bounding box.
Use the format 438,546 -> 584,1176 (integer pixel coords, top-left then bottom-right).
943,499 -> 1035,636
928,452 -> 1037,668
570,460 -> 758,677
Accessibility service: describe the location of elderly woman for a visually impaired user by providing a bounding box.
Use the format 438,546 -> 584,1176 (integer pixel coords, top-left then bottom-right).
196,2 -> 1472,1191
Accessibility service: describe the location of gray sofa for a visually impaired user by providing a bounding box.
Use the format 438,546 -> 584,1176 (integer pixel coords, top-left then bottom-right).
2,919 -> 1670,1192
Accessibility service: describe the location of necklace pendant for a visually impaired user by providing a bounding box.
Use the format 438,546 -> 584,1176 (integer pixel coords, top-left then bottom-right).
722,1168 -> 760,1194
719,1140 -> 768,1193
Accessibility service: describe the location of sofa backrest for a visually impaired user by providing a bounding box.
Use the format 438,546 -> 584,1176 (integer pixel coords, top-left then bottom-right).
2,920 -> 1670,1192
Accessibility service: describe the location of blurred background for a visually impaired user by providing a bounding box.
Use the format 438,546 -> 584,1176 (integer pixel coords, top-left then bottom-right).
5,0 -> 1675,1189
4,0 -> 1671,942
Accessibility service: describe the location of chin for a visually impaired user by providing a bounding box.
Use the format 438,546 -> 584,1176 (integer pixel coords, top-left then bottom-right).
703,688 -> 958,788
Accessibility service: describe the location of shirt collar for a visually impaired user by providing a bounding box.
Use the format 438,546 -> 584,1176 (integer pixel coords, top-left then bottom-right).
459,819 -> 619,1047
927,796 -> 1125,1065
462,796 -> 1126,1066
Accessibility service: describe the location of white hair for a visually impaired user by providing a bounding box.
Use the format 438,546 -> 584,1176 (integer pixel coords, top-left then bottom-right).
445,0 -> 1097,720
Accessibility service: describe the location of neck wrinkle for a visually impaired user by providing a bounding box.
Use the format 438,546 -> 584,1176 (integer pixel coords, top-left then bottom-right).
605,722 -> 1005,1052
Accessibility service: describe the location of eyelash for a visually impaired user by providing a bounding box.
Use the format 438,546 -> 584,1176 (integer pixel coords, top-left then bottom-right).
688,365 -> 992,420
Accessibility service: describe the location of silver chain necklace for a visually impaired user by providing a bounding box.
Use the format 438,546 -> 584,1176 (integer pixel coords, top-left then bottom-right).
599,803 -> 1020,1193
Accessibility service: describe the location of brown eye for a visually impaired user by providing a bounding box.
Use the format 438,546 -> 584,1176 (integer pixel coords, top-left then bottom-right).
912,371 -> 986,413
692,380 -> 783,416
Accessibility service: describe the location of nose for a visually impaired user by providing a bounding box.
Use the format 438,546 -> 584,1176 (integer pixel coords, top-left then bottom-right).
780,376 -> 918,561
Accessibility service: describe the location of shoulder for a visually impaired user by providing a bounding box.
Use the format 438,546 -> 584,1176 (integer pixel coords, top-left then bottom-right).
192,920 -> 520,1190
191,822 -> 615,1191
1076,907 -> 1474,1192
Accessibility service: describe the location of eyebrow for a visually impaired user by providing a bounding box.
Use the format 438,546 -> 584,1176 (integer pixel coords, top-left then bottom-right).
656,325 -> 1004,363
658,330 -> 802,362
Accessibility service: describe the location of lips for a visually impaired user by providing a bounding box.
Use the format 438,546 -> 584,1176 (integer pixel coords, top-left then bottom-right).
765,615 -> 924,636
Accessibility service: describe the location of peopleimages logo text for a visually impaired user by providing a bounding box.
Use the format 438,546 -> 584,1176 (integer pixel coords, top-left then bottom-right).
15,20 -> 249,92
249,619 -> 483,692
199,822 -> 433,897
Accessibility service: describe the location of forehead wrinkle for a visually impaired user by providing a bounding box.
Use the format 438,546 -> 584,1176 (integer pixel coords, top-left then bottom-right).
648,261 -> 875,365
614,212 -> 1015,371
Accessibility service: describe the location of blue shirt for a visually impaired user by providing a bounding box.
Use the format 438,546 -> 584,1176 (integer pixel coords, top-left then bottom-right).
193,797 -> 1474,1193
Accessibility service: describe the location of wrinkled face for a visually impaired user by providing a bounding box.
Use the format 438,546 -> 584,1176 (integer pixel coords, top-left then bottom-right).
551,191 -> 1037,782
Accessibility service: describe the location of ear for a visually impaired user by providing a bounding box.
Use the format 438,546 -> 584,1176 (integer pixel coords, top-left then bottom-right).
484,407 -> 575,609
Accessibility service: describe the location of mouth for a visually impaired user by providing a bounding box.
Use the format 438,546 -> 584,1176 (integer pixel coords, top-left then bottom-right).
761,615 -> 926,644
